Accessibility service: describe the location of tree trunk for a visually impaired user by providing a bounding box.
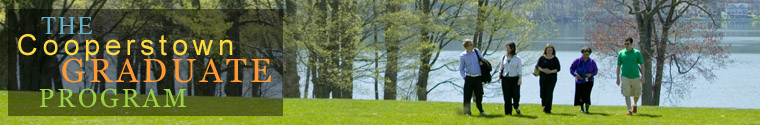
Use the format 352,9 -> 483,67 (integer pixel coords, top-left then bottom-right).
304,58 -> 311,98
156,35 -> 175,95
373,17 -> 380,100
5,3 -> 18,90
116,43 -> 131,93
314,56 -> 330,98
327,0 -> 343,99
250,80 -> 262,97
473,0 -> 488,48
339,39 -> 355,99
193,57 -> 215,96
309,54 -> 322,98
653,21 -> 674,106
282,0 -> 302,98
137,55 -> 146,94
654,35 -> 666,106
632,0 -> 657,106
224,10 -> 243,97
638,19 -> 656,106
312,0 -> 331,99
16,9 -> 51,91
383,2 -> 401,100
45,55 -> 60,90
338,1 -> 358,99
640,19 -> 656,106
416,0 -> 432,101
1,27 -> 8,90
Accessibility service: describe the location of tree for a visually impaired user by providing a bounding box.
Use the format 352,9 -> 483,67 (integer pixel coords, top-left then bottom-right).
449,0 -> 548,99
587,0 -> 730,106
5,0 -> 119,92
288,0 -> 362,99
1,1 -> 8,90
282,0 -> 301,98
222,0 -> 244,97
413,0 -> 468,101
382,0 -> 402,100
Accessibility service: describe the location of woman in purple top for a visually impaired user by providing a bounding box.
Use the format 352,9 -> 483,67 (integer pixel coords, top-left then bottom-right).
569,46 -> 598,113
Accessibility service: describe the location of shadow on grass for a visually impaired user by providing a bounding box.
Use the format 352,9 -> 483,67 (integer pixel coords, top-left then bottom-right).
453,108 -> 504,118
547,112 -> 576,117
633,113 -> 661,118
477,114 -> 505,118
584,112 -> 611,116
510,114 -> 538,119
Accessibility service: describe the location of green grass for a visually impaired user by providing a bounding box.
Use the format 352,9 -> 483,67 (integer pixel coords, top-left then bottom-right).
2,90 -> 759,124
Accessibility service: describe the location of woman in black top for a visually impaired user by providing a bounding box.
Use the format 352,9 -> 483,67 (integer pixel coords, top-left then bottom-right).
536,43 -> 560,113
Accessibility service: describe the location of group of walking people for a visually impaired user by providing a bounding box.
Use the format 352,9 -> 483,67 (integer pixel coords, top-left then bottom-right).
458,38 -> 644,116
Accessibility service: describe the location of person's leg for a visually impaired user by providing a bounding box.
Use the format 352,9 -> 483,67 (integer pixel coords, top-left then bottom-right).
585,104 -> 590,113
633,96 -> 640,104
625,96 -> 632,110
585,82 -> 594,112
546,77 -> 557,113
474,79 -> 485,113
512,77 -> 521,112
632,77 -> 642,113
539,77 -> 548,112
586,82 -> 594,104
501,77 -> 511,115
621,77 -> 633,114
463,77 -> 474,115
539,77 -> 545,105
575,83 -> 583,112
633,96 -> 639,113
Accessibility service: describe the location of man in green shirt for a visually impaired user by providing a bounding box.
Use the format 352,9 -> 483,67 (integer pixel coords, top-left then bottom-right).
617,37 -> 645,115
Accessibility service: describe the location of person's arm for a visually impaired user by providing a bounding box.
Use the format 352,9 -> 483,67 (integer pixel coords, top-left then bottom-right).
570,59 -> 578,76
515,57 -> 522,86
537,57 -> 552,73
459,56 -> 466,79
549,58 -> 559,73
476,49 -> 484,65
516,57 -> 522,76
517,76 -> 522,86
554,58 -> 560,73
588,60 -> 598,78
536,57 -> 543,71
639,64 -> 645,83
638,52 -> 645,83
570,59 -> 582,79
497,55 -> 504,76
616,65 -> 621,86
616,52 -> 623,86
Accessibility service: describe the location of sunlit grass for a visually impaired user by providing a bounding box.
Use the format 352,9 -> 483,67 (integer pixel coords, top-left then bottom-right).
2,90 -> 758,124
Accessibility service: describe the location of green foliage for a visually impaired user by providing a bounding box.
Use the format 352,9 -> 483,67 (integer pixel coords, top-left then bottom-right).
285,0 -> 555,99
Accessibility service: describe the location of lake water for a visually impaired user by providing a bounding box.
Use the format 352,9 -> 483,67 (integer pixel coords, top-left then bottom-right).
300,20 -> 760,109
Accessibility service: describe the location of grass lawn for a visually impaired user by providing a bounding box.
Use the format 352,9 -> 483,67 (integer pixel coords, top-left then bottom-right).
2,90 -> 758,124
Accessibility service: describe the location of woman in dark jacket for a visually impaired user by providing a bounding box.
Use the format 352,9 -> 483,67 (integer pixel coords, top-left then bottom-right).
569,46 -> 598,113
536,43 -> 560,114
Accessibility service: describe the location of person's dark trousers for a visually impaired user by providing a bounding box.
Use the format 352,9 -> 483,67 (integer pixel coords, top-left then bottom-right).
539,75 -> 557,113
574,81 -> 594,106
501,76 -> 520,114
463,76 -> 485,114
